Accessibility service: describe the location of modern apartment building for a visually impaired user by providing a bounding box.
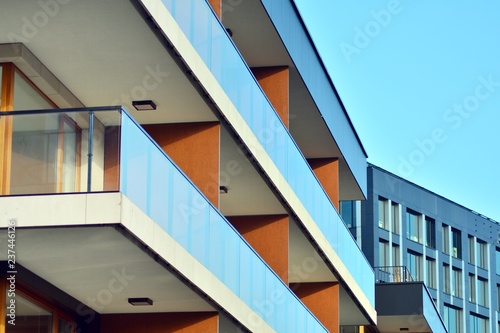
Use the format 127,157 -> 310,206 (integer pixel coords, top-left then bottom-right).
343,164 -> 500,333
0,0 -> 385,332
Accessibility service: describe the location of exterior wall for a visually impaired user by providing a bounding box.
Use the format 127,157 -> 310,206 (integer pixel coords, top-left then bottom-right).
100,312 -> 218,333
357,165 -> 500,333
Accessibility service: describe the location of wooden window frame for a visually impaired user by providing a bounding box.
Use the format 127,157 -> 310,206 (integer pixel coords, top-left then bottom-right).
0,279 -> 77,333
0,62 -> 82,195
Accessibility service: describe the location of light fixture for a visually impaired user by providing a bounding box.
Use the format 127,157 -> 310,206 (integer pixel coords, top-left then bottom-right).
132,100 -> 156,111
219,186 -> 228,194
128,297 -> 153,306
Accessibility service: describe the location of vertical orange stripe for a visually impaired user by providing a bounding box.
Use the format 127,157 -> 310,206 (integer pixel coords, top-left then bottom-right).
0,63 -> 15,195
0,279 -> 6,333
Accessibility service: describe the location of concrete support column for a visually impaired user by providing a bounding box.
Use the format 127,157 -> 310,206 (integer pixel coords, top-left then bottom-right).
228,214 -> 289,283
289,282 -> 339,333
101,312 -> 218,332
251,66 -> 289,128
308,158 -> 340,211
144,122 -> 220,207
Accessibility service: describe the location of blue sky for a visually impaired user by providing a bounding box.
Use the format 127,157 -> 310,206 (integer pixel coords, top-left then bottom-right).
294,0 -> 500,221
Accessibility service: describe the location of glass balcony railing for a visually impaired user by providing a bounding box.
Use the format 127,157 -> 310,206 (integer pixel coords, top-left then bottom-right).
0,107 -> 121,196
375,266 -> 414,283
1,107 -> 328,333
159,0 -> 375,306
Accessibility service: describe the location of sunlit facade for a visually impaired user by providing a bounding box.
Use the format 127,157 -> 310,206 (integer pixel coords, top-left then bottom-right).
0,1 -> 378,332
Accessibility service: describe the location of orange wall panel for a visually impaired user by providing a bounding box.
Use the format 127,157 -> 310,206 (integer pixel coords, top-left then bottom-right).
289,282 -> 339,333
308,158 -> 339,211
101,312 -> 218,333
228,214 -> 289,283
143,122 -> 220,208
208,0 -> 221,18
252,66 -> 289,128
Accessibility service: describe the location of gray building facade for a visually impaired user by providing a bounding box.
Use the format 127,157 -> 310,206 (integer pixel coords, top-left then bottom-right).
343,164 -> 500,333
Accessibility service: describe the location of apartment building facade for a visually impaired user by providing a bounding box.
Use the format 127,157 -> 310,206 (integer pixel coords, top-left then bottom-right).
0,0 -> 382,332
344,164 -> 500,333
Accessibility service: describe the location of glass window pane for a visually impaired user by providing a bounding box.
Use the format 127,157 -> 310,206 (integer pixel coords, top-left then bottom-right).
6,293 -> 53,333
59,318 -> 76,333
13,72 -> 53,110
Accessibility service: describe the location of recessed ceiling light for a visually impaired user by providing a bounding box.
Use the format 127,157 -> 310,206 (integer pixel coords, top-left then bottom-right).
128,297 -> 153,306
132,100 -> 156,111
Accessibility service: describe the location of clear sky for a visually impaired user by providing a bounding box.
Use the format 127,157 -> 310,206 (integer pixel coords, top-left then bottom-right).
294,0 -> 500,222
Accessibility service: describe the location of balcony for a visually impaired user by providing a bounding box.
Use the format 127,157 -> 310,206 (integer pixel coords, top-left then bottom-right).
148,0 -> 374,314
0,106 -> 329,332
375,266 -> 413,283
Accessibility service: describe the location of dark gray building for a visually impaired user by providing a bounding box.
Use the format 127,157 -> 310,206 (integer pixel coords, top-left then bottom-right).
342,164 -> 500,333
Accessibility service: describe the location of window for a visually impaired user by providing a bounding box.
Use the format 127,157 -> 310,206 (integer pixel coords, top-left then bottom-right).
443,304 -> 463,333
470,314 -> 489,333
469,274 -> 476,303
426,258 -> 436,289
3,286 -> 76,333
379,240 -> 390,267
341,201 -> 357,228
496,249 -> 500,275
453,268 -> 463,298
407,251 -> 423,281
0,63 -> 84,196
452,228 -> 462,258
443,225 -> 450,254
406,210 -> 422,243
478,240 -> 488,269
497,284 -> 500,311
478,278 -> 489,307
391,201 -> 400,234
468,236 -> 475,264
393,245 -> 401,266
443,264 -> 451,294
425,217 -> 436,249
378,197 -> 389,230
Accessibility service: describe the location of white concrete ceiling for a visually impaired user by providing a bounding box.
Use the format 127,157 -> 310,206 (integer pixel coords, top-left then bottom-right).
0,226 -> 214,313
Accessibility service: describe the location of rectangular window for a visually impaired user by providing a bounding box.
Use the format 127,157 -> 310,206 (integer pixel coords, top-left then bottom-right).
426,258 -> 436,289
443,264 -> 451,294
452,228 -> 462,259
425,217 -> 436,249
469,274 -> 476,303
497,284 -> 500,311
496,249 -> 500,275
393,245 -> 400,266
341,201 -> 356,228
443,225 -> 450,254
470,314 -> 489,333
379,240 -> 390,268
443,304 -> 463,333
468,236 -> 475,264
406,210 -> 422,244
478,240 -> 488,270
407,251 -> 423,281
478,278 -> 489,307
453,268 -> 463,298
391,201 -> 400,234
378,197 -> 389,230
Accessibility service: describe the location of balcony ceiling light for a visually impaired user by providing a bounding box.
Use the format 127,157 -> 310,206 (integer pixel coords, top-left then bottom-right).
132,100 -> 156,111
128,297 -> 153,306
